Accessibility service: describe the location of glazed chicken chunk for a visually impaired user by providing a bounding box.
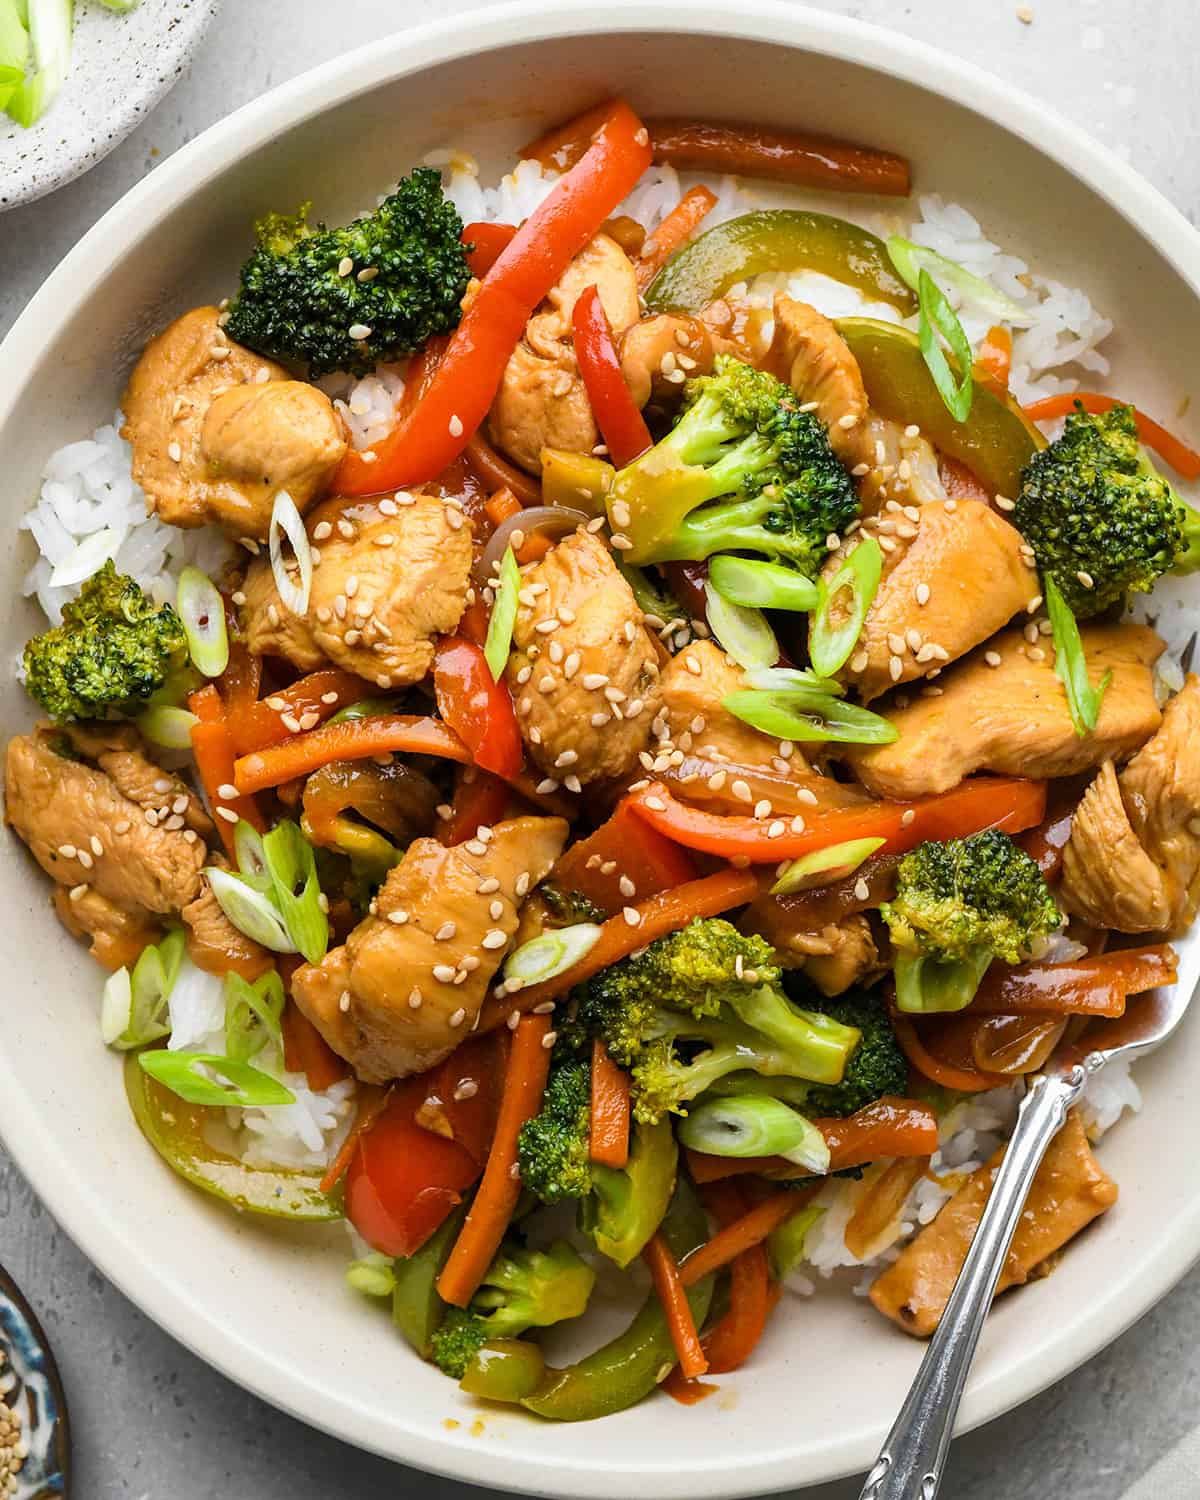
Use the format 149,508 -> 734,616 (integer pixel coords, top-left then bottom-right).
849,623 -> 1164,799
122,307 -> 347,539
1061,675 -> 1200,932
239,553 -> 326,672
6,725 -> 208,924
618,314 -> 724,410
291,815 -> 568,1082
825,498 -> 1040,701
507,530 -> 662,786
489,234 -> 640,472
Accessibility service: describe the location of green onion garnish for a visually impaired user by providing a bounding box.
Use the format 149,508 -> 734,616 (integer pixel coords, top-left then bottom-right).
233,819 -> 273,893
5,0 -> 71,128
677,1096 -> 831,1174
176,566 -> 229,678
708,555 -> 819,613
135,704 -> 199,751
206,867 -> 295,953
484,545 -> 521,681
723,686 -> 898,745
100,926 -> 187,1050
809,536 -> 883,679
771,836 -> 888,896
345,1255 -> 398,1298
223,970 -> 285,1065
704,581 -> 779,670
262,820 -> 329,965
138,1049 -> 295,1108
916,269 -> 974,422
1044,573 -> 1111,736
745,665 -> 844,697
886,236 -> 1035,327
0,0 -> 30,94
504,923 -> 603,986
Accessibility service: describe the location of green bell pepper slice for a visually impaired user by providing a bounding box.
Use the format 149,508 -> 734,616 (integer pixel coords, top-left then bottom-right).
520,1177 -> 714,1421
123,1051 -> 342,1221
461,1339 -> 547,1402
644,210 -> 917,318
391,1203 -> 467,1358
836,317 -> 1045,500
580,1117 -> 678,1269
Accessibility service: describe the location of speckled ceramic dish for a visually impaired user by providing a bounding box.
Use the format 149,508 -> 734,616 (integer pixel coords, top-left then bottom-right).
0,1265 -> 69,1499
0,0 -> 220,211
1,3 -> 1200,1496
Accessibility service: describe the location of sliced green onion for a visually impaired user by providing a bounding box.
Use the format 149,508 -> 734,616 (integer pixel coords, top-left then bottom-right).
484,545 -> 521,681
917,269 -> 974,422
0,0 -> 29,90
677,1096 -> 831,1175
893,947 -> 993,1014
6,0 -> 72,128
346,1254 -> 397,1298
745,665 -> 844,698
708,555 -> 819,613
101,927 -> 186,1050
138,1049 -> 295,1108
704,581 -> 778,670
95,0 -> 141,11
767,1204 -> 824,1280
262,820 -> 329,964
176,565 -> 229,678
809,536 -> 883,679
1045,573 -> 1110,737
771,836 -> 887,896
722,687 -> 898,745
206,867 -> 296,953
269,490 -> 313,618
233,819 -> 273,893
886,236 -> 1036,327
224,970 -> 285,1064
504,923 -> 603,986
136,704 -> 199,750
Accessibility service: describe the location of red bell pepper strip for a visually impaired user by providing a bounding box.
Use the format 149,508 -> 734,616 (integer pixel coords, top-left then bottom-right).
439,769 -> 513,847
1024,392 -> 1200,480
572,283 -> 653,466
463,221 -> 517,279
336,100 -> 653,495
550,798 -> 697,912
188,684 -> 265,858
625,777 -> 1047,864
413,1030 -> 510,1169
433,635 -> 524,780
967,943 -> 1177,1018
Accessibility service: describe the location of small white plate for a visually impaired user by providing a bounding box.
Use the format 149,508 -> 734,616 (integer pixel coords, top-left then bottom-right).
0,0 -> 220,211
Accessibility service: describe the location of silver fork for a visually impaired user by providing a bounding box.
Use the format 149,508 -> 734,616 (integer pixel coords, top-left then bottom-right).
859,975 -> 1196,1500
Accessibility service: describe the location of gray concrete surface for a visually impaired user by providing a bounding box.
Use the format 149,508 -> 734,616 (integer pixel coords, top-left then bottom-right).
2,2 -> 1198,1496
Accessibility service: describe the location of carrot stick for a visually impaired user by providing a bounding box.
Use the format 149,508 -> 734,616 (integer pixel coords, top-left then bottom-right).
679,1189 -> 818,1288
589,1039 -> 631,1168
476,867 -> 759,1032
1024,392 -> 1200,480
437,1013 -> 554,1306
643,1232 -> 709,1379
975,324 -> 1012,393
484,487 -> 553,563
229,669 -> 374,756
319,1082 -> 390,1194
635,186 -> 718,289
188,685 -> 264,858
234,714 -> 470,796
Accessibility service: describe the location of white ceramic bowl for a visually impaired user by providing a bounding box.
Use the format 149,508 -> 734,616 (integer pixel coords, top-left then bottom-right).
2,4 -> 1199,1494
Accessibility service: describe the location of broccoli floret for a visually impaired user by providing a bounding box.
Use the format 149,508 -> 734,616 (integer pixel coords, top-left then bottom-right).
1015,403 -> 1200,617
516,1022 -> 593,1204
226,169 -> 471,377
578,918 -> 861,1124
429,1239 -> 595,1380
881,830 -> 1061,1013
23,561 -> 188,722
539,883 -> 608,925
606,356 -> 857,575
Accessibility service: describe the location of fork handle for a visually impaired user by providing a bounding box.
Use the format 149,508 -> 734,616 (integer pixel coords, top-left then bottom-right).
858,1065 -> 1087,1500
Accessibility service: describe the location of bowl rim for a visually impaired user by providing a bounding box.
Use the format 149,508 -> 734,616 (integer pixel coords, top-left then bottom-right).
3,2 -> 1200,1493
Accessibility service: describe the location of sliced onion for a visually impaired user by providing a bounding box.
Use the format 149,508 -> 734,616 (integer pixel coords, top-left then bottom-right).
704,581 -> 779,670
136,705 -> 199,750
176,565 -> 229,677
206,867 -> 296,953
269,490 -> 313,617
477,505 -> 591,584
48,526 -> 121,589
504,923 -> 603,986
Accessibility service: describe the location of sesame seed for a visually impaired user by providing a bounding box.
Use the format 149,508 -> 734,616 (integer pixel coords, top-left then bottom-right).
555,749 -> 578,768
563,652 -> 581,680
89,835 -> 104,857
69,883 -> 88,902
548,640 -> 564,665
535,618 -> 560,634
916,582 -> 931,606
339,991 -> 351,1013
838,412 -> 859,430
889,655 -> 904,682
1076,570 -> 1095,589
731,779 -> 753,803
515,872 -> 531,897
464,839 -> 488,856
708,770 -> 728,791
879,535 -> 898,553
313,520 -> 331,541
767,820 -> 786,839
113,820 -> 131,835
906,628 -> 923,652
448,413 -> 464,438
449,1007 -> 467,1027
610,533 -> 633,551
754,799 -> 772,819
851,462 -> 871,477
1028,646 -> 1046,661
854,878 -> 871,901
643,795 -> 667,813
489,900 -> 505,921
167,441 -> 182,463
432,964 -> 457,984
985,651 -> 1003,667
482,929 -> 507,950
434,921 -> 457,942
536,778 -> 559,795
915,643 -> 939,664
623,907 -> 642,927
348,323 -> 373,341
887,632 -> 907,655
611,499 -> 632,527
995,494 -> 1016,511
685,655 -> 701,676
57,843 -> 76,858
850,651 -> 869,674
337,256 -> 354,277
900,809 -> 916,827
216,807 -> 239,824
387,909 -> 409,925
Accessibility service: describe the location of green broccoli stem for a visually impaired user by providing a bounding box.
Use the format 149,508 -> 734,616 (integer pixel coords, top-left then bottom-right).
1173,502 -> 1200,574
892,946 -> 994,1014
645,491 -> 792,563
721,986 -> 861,1084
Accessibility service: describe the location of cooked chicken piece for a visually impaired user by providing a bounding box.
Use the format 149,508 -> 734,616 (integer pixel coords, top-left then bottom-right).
6,728 -> 206,918
870,1110 -> 1117,1336
183,871 -> 273,981
618,314 -> 723,409
849,624 -> 1164,799
1061,676 -> 1200,932
507,531 -> 661,786
240,554 -> 327,672
659,640 -> 789,769
61,723 -> 211,836
122,307 -> 346,539
791,914 -> 882,996
765,296 -> 945,511
489,234 -> 640,473
53,885 -> 161,971
826,499 -> 1040,702
291,815 -> 568,1082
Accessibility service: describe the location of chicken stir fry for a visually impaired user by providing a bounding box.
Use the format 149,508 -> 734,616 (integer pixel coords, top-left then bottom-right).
9,99 -> 1200,1420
